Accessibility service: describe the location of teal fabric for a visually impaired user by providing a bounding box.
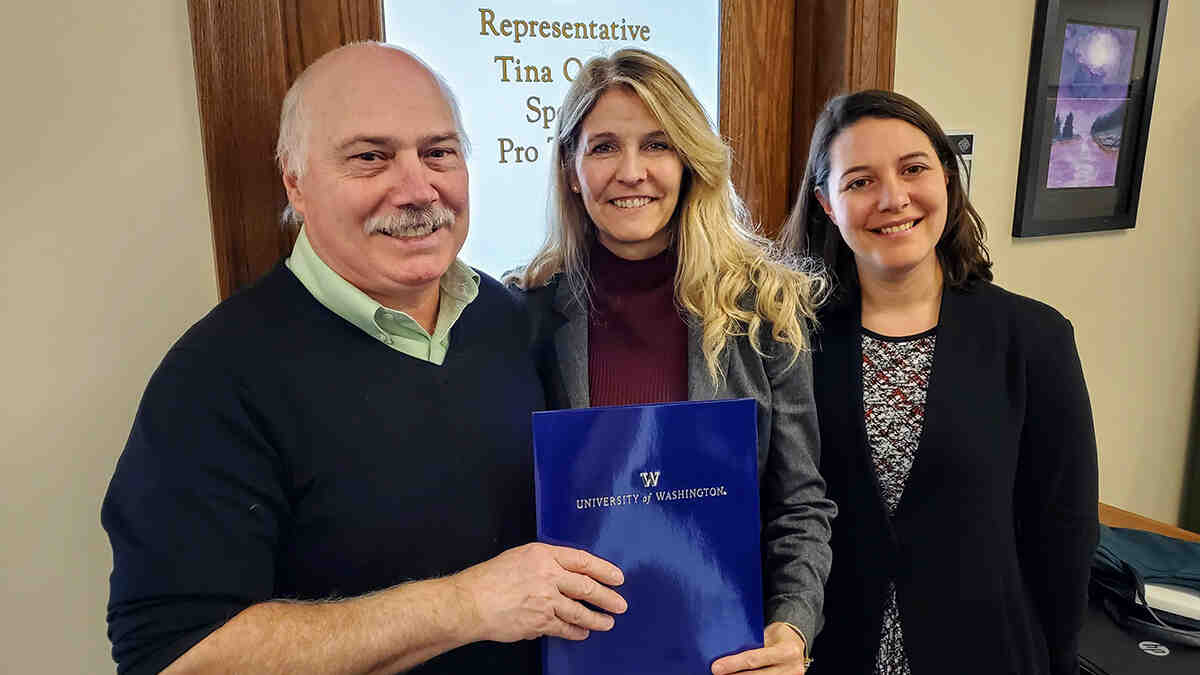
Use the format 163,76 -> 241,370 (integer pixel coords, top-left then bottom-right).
1094,524 -> 1200,591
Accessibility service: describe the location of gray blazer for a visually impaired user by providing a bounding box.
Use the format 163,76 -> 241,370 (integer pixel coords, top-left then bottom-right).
520,276 -> 836,643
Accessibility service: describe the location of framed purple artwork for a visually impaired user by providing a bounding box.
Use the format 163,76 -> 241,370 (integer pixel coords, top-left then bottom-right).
1013,0 -> 1169,237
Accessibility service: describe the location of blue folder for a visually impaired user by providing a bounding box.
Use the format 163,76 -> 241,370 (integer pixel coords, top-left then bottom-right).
533,398 -> 764,674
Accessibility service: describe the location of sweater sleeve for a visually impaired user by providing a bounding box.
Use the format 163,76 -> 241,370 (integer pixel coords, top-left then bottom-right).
1014,315 -> 1099,675
101,346 -> 290,674
760,330 -> 837,646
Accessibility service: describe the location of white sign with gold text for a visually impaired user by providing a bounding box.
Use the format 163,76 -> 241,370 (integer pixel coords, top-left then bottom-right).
384,2 -> 721,276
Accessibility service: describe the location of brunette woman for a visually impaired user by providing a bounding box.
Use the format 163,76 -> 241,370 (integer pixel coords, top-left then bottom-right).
781,89 -> 1098,675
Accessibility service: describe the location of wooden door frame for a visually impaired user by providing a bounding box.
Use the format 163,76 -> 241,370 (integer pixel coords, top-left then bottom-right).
188,0 -> 382,299
188,0 -> 895,298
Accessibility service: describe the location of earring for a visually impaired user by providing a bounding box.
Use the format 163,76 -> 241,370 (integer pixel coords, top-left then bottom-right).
571,185 -> 580,193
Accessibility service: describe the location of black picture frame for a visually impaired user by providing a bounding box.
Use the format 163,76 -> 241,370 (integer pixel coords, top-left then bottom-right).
1013,0 -> 1169,237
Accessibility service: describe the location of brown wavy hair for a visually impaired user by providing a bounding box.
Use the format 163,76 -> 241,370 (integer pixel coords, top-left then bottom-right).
779,90 -> 992,298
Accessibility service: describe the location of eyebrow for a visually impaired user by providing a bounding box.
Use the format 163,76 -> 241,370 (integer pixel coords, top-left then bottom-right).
838,151 -> 933,181
422,132 -> 463,147
335,132 -> 462,152
585,129 -> 669,144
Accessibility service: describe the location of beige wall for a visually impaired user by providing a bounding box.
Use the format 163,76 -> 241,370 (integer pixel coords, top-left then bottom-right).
0,2 -> 217,672
895,0 -> 1200,524
1,1 -> 1196,670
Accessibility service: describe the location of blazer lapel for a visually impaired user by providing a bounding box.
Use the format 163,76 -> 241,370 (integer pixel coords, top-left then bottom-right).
822,296 -> 897,537
686,318 -> 730,400
550,286 -> 730,406
551,279 -> 590,408
892,284 -> 966,520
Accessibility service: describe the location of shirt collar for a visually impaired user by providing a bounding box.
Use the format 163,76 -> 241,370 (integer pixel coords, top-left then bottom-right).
285,226 -> 479,342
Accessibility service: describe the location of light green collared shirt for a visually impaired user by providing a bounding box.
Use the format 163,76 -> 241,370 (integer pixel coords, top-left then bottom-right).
285,227 -> 479,365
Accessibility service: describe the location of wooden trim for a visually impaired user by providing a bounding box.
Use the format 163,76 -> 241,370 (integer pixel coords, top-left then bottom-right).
792,0 -> 847,201
1099,502 -> 1200,543
790,0 -> 897,203
719,0 -> 798,238
718,0 -> 898,239
846,0 -> 897,92
280,0 -> 383,82
188,0 -> 381,299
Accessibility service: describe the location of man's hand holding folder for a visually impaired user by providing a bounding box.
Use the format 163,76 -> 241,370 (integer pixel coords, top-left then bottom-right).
447,542 -> 628,643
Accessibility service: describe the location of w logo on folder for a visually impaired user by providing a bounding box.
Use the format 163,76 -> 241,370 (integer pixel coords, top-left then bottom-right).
639,471 -> 661,488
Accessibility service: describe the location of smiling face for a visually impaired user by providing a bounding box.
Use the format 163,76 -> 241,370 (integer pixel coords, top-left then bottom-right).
282,46 -> 469,308
815,117 -> 948,284
571,86 -> 684,261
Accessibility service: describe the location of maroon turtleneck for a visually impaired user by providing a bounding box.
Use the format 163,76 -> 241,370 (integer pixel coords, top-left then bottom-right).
587,238 -> 689,407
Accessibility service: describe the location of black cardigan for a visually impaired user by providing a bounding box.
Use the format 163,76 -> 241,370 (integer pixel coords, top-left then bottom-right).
809,282 -> 1098,675
102,265 -> 544,674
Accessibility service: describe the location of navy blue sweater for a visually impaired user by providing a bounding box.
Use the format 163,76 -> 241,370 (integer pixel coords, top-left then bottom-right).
103,264 -> 544,673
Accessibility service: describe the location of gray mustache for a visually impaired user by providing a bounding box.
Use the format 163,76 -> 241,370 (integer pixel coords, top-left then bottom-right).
364,204 -> 455,236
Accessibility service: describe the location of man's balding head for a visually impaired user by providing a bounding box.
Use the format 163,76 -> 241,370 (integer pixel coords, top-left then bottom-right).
276,42 -> 469,187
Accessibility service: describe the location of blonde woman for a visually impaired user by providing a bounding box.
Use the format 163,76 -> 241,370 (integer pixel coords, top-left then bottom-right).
509,49 -> 834,674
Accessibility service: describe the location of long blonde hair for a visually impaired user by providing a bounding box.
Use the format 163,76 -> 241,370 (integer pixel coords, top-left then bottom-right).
509,48 -> 826,381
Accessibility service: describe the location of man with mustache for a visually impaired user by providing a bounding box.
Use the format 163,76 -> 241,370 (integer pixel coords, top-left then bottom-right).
102,43 -> 626,674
